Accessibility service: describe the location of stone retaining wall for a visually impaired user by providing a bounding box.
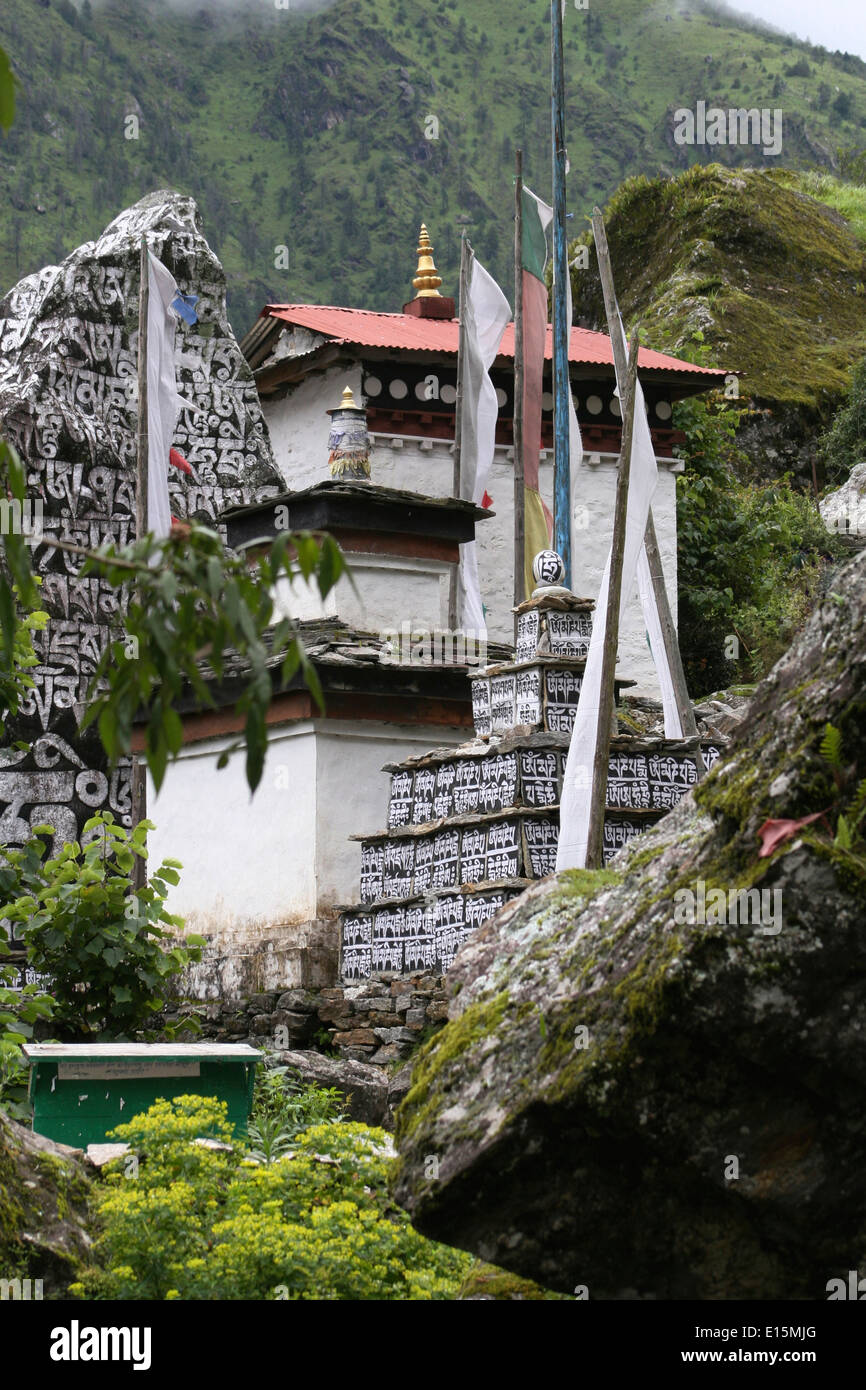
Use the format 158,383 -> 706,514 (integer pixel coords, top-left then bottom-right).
163,973 -> 449,1068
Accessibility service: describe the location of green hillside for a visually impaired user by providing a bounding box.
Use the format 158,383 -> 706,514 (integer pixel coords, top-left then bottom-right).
1,0 -> 865,336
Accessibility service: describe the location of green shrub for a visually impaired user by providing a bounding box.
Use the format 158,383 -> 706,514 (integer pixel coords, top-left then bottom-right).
0,813 -> 204,1039
72,1095 -> 471,1300
819,353 -> 866,486
673,342 -> 846,693
251,1061 -> 345,1135
0,967 -> 53,1121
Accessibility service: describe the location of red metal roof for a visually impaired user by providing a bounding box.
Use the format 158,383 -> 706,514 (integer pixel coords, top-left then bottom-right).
262,304 -> 726,378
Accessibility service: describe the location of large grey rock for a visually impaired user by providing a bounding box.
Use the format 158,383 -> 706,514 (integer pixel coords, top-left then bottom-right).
393,550 -> 866,1299
273,1050 -> 389,1128
0,190 -> 282,852
0,1110 -> 93,1296
820,460 -> 866,537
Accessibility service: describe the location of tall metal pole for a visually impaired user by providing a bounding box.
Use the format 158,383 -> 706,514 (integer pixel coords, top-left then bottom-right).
449,234 -> 472,630
513,149 -> 525,635
551,0 -> 571,585
131,233 -> 149,891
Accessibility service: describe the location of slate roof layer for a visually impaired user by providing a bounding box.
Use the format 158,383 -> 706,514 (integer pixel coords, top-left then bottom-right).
245,304 -> 727,381
222,479 -> 490,552
134,620 -> 511,729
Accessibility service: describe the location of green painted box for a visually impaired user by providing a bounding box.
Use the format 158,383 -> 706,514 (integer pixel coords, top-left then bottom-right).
23,1043 -> 261,1149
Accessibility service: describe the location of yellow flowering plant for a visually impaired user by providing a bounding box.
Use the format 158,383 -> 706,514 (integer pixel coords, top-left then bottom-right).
72,1095 -> 470,1300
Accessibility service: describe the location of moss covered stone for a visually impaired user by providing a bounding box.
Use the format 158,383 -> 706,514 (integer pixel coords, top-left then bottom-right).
0,1111 -> 93,1296
571,164 -> 866,413
393,550 -> 866,1299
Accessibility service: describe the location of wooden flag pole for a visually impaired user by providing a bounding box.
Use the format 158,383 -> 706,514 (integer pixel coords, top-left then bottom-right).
449,233 -> 472,630
590,207 -> 702,761
513,148 -> 525,635
551,0 -> 571,586
131,233 -> 149,893
585,329 -> 639,869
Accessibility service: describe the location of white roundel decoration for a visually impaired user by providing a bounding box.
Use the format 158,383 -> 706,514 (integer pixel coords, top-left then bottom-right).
532,549 -> 565,587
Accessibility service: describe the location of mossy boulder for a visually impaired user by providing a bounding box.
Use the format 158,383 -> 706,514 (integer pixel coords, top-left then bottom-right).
570,164 -> 866,483
0,1110 -> 93,1296
392,549 -> 866,1299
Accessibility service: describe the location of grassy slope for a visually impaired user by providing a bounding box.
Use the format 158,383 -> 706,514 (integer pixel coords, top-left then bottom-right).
0,0 -> 865,338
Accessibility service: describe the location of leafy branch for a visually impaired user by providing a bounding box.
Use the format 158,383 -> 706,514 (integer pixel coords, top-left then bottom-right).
820,722 -> 866,853
1,438 -> 345,792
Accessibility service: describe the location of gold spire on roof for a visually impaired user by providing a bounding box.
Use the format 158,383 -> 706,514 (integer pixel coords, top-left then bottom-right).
412,224 -> 443,298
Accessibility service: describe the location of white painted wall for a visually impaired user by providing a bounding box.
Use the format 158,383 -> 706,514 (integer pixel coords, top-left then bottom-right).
262,368 -> 682,695
266,364 -> 364,492
148,717 -> 468,944
274,551 -> 450,634
148,725 -> 318,937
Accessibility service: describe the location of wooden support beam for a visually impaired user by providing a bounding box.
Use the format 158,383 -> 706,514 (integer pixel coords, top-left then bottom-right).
590,207 -> 701,762
131,234 -> 149,893
585,329 -> 639,869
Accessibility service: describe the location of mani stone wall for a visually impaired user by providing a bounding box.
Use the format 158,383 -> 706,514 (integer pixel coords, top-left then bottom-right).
0,190 -> 282,862
339,598 -> 723,982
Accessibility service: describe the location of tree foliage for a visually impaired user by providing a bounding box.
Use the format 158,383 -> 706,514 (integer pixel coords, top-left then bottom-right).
0,44 -> 15,132
673,341 -> 846,693
0,438 -> 345,793
819,353 -> 866,487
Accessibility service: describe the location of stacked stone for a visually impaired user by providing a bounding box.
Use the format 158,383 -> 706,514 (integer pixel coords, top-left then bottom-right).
339,577 -> 721,984
165,980 -> 449,1066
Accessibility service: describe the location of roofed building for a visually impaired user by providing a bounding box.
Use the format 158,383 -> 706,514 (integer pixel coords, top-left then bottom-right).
241,226 -> 725,693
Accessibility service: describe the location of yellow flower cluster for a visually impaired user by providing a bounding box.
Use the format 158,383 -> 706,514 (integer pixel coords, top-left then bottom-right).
72,1097 -> 470,1301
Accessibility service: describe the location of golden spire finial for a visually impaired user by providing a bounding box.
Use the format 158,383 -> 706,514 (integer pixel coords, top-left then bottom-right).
412,223 -> 443,298
337,384 -> 358,410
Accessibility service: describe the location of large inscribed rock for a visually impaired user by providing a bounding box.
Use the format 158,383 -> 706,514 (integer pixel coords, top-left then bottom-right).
0,191 -> 281,861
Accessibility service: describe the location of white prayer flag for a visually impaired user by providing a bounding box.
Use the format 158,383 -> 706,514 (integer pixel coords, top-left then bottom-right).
556,316 -> 680,870
456,254 -> 511,636
145,250 -> 184,538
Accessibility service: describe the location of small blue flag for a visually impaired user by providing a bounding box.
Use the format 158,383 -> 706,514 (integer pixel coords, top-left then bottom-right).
171,290 -> 199,325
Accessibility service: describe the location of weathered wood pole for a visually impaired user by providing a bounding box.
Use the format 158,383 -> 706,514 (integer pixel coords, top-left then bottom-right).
585,329 -> 640,869
590,207 -> 702,765
449,233 -> 472,629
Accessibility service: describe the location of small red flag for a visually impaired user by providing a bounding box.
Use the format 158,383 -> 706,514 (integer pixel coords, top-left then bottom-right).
169,448 -> 193,475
